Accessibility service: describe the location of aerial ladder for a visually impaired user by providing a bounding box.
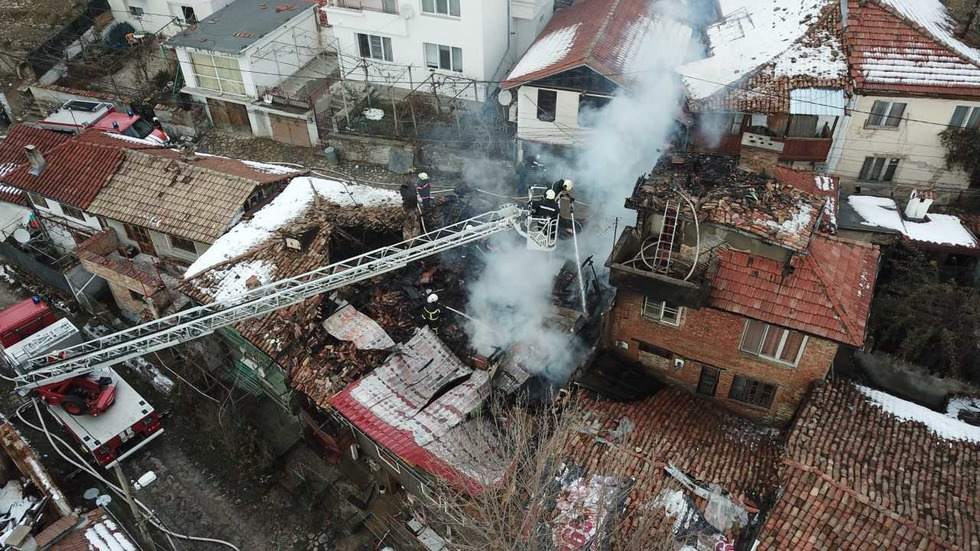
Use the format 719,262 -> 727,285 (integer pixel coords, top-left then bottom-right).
6,204 -> 556,392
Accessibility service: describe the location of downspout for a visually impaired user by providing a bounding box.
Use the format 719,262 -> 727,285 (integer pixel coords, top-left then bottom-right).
488,0 -> 513,98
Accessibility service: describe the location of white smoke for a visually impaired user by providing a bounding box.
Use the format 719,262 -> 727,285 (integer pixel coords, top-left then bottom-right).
463,0 -> 695,383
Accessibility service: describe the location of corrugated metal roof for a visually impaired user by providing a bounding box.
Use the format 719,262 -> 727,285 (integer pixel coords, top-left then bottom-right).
789,87 -> 846,115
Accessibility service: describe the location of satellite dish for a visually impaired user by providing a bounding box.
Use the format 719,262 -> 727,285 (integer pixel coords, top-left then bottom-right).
12,229 -> 30,244
498,89 -> 513,106
400,4 -> 415,18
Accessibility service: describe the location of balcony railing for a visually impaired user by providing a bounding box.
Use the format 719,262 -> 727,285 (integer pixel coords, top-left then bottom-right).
327,0 -> 398,14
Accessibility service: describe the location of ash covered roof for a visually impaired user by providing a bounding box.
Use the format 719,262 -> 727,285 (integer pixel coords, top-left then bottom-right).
166,0 -> 314,54
680,0 -> 848,113
552,387 -> 782,546
755,381 -> 980,550
330,327 -> 510,494
628,155 -> 825,252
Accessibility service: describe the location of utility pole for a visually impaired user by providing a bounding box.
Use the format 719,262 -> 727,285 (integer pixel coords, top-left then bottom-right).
112,464 -> 154,549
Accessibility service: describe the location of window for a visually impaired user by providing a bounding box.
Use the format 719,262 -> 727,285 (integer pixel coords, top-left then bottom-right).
785,115 -> 819,138
129,5 -> 145,17
867,100 -> 906,128
536,89 -> 557,122
578,95 -> 612,127
28,193 -> 49,209
129,289 -> 145,301
421,0 -> 460,16
641,297 -> 681,326
424,43 -> 462,72
729,376 -> 776,408
697,365 -> 721,396
948,105 -> 980,129
181,6 -> 197,24
169,234 -> 197,254
740,320 -> 807,365
376,445 -> 401,473
703,112 -> 744,135
858,157 -> 901,182
61,205 -> 85,221
190,53 -> 246,95
357,33 -> 393,62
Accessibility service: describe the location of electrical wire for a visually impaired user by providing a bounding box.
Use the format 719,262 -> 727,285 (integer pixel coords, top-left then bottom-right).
15,400 -> 242,551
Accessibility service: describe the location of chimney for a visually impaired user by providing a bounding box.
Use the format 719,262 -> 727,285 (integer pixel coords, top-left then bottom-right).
738,133 -> 784,176
24,145 -> 46,176
245,274 -> 262,290
904,189 -> 934,221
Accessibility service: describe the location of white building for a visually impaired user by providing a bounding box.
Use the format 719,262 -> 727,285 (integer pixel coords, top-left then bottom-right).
168,0 -> 332,147
323,0 -> 555,102
501,0 -> 693,155
107,0 -> 237,37
827,0 -> 980,202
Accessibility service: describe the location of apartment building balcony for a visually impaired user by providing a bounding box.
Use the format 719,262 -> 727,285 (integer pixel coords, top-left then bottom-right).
694,132 -> 833,163
324,0 -> 407,34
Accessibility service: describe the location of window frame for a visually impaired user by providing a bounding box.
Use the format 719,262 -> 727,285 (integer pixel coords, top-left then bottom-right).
696,365 -> 721,396
61,204 -> 86,221
866,100 -> 906,128
421,0 -> 460,17
168,234 -> 197,254
641,296 -> 682,326
356,33 -> 393,62
577,94 -> 612,127
423,42 -> 462,72
728,375 -> 777,409
948,105 -> 980,130
129,5 -> 145,17
189,52 -> 245,95
536,89 -> 557,122
739,320 -> 807,366
28,193 -> 49,210
376,444 -> 401,473
128,289 -> 145,301
858,156 -> 901,182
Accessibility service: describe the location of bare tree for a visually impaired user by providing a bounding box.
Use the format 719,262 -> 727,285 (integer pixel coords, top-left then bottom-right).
402,395 -> 675,551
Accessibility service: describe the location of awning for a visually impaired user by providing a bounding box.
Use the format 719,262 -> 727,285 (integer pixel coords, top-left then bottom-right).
790,88 -> 846,116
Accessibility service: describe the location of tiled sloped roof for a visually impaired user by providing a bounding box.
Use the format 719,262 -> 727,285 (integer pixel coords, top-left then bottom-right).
1,130 -> 161,209
756,381 -> 980,550
686,1 -> 848,113
501,0 -> 692,89
87,149 -> 302,244
555,388 -> 782,544
709,234 -> 879,346
329,327 -> 509,494
0,126 -> 72,204
846,0 -> 980,97
774,166 -> 839,233
37,508 -> 138,551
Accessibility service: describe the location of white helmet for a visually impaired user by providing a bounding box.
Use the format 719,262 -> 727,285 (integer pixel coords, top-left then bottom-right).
545,190 -> 557,200
418,172 -> 430,181
563,179 -> 574,192
427,293 -> 439,304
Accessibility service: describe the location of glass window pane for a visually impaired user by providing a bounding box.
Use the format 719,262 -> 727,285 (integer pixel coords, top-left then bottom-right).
741,320 -> 766,354
450,0 -> 460,16
859,157 -> 874,180
780,331 -> 805,363
436,0 -> 448,13
760,327 -> 782,357
882,159 -> 899,182
382,37 -> 393,61
967,108 -> 980,130
950,105 -> 969,128
357,33 -> 370,58
870,157 -> 886,180
439,45 -> 451,69
451,47 -> 462,72
885,102 -> 906,127
221,78 -> 246,96
422,0 -> 434,12
424,43 -> 438,68
369,35 -> 382,59
868,101 -> 888,126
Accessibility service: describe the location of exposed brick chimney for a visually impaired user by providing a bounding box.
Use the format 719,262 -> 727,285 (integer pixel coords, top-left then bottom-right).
24,145 -> 46,176
738,133 -> 784,176
245,274 -> 262,290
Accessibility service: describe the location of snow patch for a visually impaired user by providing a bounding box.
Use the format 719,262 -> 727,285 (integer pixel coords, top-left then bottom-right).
858,385 -> 980,443
651,488 -> 696,533
507,24 -> 581,81
846,196 -> 977,247
0,480 -> 36,532
101,132 -> 161,146
946,396 -> 980,422
879,0 -> 980,67
85,520 -> 136,551
202,260 -> 276,304
363,108 -> 384,121
239,159 -> 296,175
185,176 -> 399,277
615,16 -> 693,76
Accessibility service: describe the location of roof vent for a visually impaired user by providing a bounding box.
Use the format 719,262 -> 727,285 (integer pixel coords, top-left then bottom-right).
24,145 -> 46,176
905,189 -> 935,221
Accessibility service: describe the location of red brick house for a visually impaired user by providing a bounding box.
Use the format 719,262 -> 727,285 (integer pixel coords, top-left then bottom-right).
605,147 -> 879,425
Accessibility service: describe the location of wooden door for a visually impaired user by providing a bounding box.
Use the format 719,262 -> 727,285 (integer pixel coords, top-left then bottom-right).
270,114 -> 312,147
207,99 -> 251,132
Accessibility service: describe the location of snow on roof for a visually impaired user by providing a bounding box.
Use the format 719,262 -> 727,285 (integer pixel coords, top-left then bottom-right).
83,517 -> 137,551
102,131 -> 162,146
506,24 -> 581,81
858,385 -> 980,443
185,176 -> 399,278
846,195 -> 978,248
239,159 -> 298,175
879,0 -> 980,66
947,396 -> 980,422
194,260 -> 275,304
679,0 -> 840,100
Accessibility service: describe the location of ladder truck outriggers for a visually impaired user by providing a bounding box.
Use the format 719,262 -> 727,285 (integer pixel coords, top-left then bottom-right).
3,204 -> 559,464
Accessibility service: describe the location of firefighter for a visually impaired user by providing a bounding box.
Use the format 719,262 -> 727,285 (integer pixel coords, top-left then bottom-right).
551,178 -> 574,199
416,172 -> 432,210
531,190 -> 560,219
400,182 -> 418,211
421,293 -> 441,327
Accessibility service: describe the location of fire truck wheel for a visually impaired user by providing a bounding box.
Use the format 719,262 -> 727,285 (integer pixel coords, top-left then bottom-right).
60,395 -> 89,416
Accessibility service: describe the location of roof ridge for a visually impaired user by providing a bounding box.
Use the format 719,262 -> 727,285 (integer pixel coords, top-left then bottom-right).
804,242 -> 864,344
585,0 -> 625,64
860,0 -> 980,71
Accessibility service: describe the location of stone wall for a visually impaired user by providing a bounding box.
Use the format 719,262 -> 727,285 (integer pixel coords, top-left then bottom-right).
76,230 -> 166,320
607,287 -> 839,425
322,132 -> 513,176
153,103 -> 210,140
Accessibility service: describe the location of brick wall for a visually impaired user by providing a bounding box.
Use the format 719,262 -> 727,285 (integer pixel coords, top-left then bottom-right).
77,230 -> 165,319
738,144 -> 781,176
607,288 -> 838,425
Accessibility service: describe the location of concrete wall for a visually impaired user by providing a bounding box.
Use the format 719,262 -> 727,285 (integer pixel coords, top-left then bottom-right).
108,0 -> 237,37
854,350 -> 980,409
325,0 -> 513,101
516,85 -> 597,147
608,288 -> 839,425
833,94 -> 980,200
28,196 -> 103,253
104,219 -> 208,264
323,131 -> 513,174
